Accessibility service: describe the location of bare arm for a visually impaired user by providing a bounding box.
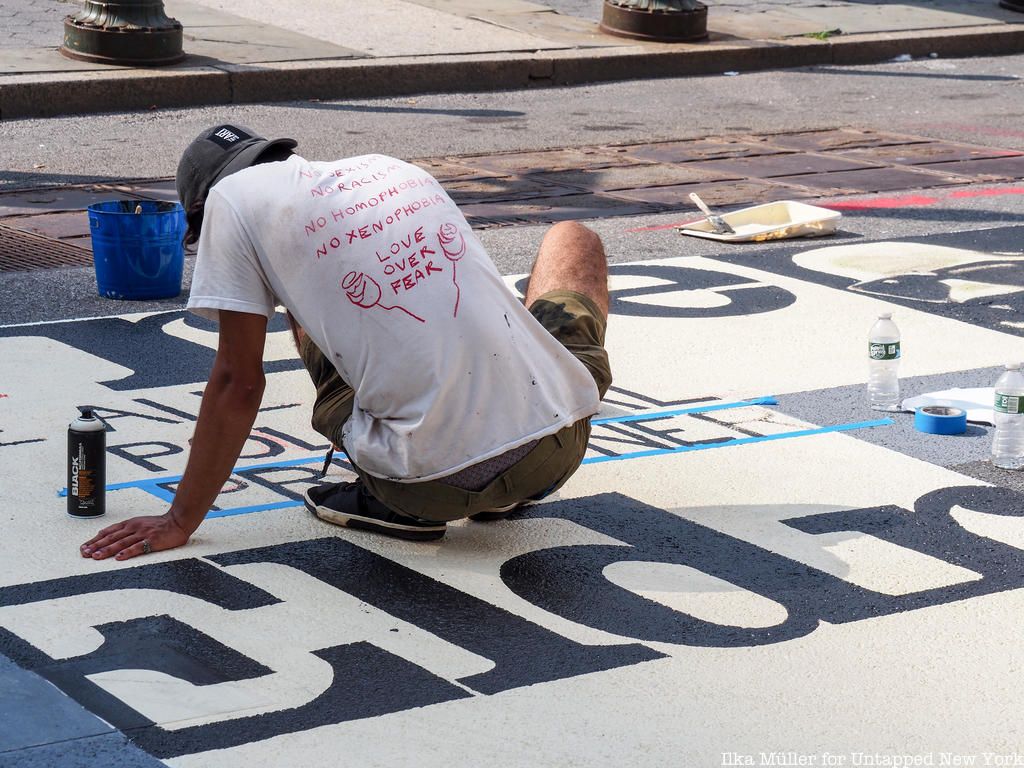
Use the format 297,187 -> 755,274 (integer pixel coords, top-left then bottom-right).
81,310 -> 269,560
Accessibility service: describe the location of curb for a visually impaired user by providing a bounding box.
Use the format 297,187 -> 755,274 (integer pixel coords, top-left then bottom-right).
2,24 -> 1023,119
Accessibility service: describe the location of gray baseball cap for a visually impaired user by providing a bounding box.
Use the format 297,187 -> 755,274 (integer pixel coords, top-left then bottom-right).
176,124 -> 297,211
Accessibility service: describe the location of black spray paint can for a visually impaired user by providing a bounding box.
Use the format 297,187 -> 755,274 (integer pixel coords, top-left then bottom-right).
67,407 -> 105,518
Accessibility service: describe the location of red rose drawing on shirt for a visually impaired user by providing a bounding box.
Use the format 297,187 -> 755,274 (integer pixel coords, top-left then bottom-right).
342,271 -> 424,323
438,222 -> 465,318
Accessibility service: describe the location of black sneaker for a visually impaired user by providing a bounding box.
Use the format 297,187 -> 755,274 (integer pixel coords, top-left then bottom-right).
304,480 -> 446,541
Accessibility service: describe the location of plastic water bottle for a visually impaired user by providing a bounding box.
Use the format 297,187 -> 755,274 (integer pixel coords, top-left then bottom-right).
992,363 -> 1024,470
868,313 -> 901,411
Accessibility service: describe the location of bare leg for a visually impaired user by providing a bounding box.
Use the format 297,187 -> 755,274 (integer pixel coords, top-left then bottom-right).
524,221 -> 609,318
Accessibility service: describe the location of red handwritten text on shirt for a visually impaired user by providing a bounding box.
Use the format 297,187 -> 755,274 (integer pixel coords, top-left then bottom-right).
311,195 -> 446,259
310,164 -> 402,197
374,226 -> 443,297
390,260 -> 443,296
375,227 -> 437,276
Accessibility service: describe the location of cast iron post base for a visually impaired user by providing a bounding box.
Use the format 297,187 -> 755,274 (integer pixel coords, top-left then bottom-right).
60,0 -> 185,66
600,0 -> 708,43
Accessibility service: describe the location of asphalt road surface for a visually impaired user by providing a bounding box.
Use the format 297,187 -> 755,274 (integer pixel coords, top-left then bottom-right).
2,53 -> 1023,186
3,51 -> 1024,768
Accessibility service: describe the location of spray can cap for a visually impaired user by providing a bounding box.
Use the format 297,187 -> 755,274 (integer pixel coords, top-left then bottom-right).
77,406 -> 96,420
878,312 -> 893,320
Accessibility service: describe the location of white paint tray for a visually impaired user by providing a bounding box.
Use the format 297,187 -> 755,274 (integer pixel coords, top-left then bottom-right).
678,200 -> 842,242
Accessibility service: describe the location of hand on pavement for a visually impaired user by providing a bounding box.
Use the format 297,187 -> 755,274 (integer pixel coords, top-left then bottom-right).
80,514 -> 191,561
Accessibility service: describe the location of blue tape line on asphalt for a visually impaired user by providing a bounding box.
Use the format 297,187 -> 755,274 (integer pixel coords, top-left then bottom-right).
57,405 -> 891,520
582,418 -> 893,465
57,399 -> 779,498
207,500 -> 303,519
203,417 -> 894,518
591,396 -> 779,425
57,454 -> 328,497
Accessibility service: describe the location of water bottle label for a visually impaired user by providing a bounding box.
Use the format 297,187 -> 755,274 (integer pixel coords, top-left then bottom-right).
995,392 -> 1024,414
869,341 -> 900,360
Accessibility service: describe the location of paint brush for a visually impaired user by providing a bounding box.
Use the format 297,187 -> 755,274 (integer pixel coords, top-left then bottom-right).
689,193 -> 735,235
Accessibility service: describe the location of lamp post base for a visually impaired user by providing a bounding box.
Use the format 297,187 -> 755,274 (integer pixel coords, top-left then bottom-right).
600,0 -> 708,43
59,1 -> 185,66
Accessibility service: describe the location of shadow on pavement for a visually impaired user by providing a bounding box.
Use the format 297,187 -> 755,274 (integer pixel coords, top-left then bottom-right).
810,66 -> 1022,82
285,101 -> 528,119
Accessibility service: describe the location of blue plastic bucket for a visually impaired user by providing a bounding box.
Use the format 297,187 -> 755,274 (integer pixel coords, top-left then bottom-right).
88,200 -> 186,300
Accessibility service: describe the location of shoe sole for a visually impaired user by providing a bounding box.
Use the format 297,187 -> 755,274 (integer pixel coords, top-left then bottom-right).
469,501 -> 531,522
304,489 -> 446,541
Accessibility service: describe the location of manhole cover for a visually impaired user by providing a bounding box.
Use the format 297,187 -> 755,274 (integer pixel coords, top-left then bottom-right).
783,166 -> 975,193
0,224 -> 93,272
753,129 -> 927,152
612,179 -> 816,208
835,142 -> 1024,166
0,186 -> 112,217
464,148 -> 642,175
442,176 -> 583,203
410,158 -> 501,181
531,163 -> 742,191
606,139 -> 789,164
696,152 -> 880,179
458,193 -> 661,225
5,211 -> 91,241
915,155 -> 1024,180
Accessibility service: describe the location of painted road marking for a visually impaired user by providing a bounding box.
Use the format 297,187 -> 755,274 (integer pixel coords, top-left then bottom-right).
57,410 -> 894,519
3,248 -> 1022,766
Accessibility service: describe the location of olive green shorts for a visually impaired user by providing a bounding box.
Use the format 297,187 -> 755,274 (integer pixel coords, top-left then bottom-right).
299,290 -> 611,522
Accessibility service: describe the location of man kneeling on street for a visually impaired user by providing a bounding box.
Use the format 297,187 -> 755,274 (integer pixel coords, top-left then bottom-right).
81,124 -> 611,560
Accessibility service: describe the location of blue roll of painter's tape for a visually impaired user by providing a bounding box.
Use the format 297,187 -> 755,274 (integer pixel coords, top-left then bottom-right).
914,406 -> 967,435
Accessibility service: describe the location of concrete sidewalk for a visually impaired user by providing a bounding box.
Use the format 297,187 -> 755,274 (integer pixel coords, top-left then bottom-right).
1,0 -> 1022,118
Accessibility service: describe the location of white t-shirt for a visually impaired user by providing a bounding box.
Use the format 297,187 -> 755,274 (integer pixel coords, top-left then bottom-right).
188,154 -> 600,482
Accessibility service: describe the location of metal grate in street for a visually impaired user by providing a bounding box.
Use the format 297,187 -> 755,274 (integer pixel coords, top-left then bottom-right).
0,224 -> 92,272
3,129 -> 1024,268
